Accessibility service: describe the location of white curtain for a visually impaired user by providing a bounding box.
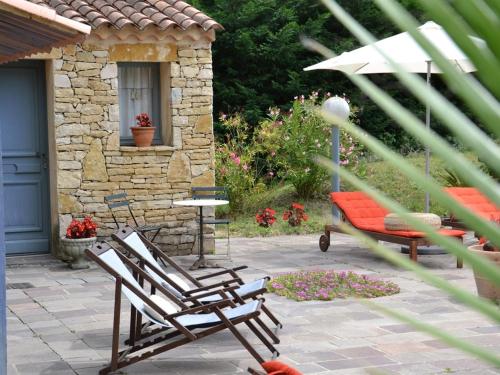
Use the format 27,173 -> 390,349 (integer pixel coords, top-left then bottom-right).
118,64 -> 155,138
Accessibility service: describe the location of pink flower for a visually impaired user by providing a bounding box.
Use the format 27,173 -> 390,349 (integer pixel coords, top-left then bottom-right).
271,151 -> 276,157
233,157 -> 241,165
242,163 -> 249,171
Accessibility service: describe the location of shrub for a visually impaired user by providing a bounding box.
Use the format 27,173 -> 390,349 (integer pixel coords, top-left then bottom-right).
269,270 -> 400,301
215,114 -> 256,212
255,92 -> 365,198
215,94 -> 365,209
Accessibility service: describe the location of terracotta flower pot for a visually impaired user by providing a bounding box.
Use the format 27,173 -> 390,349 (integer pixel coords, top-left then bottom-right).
130,126 -> 155,147
468,244 -> 500,303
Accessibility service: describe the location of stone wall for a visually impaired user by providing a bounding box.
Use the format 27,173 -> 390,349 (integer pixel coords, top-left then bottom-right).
52,32 -> 215,255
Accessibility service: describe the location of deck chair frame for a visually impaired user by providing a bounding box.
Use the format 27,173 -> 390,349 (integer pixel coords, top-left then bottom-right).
111,225 -> 282,343
319,204 -> 463,268
248,367 -> 267,374
86,242 -> 278,374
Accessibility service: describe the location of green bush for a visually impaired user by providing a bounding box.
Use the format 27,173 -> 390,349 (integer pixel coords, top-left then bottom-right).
215,94 -> 366,205
255,93 -> 365,198
215,114 -> 256,212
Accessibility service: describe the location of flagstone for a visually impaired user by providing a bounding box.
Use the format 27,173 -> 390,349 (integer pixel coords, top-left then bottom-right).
6,233 -> 500,374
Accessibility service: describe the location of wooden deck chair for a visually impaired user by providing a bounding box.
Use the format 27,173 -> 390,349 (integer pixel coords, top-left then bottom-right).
112,225 -> 282,340
320,192 -> 465,268
442,187 -> 500,229
85,242 -> 279,375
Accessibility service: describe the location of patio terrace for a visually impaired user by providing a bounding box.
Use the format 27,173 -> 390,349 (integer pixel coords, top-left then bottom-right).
6,233 -> 500,375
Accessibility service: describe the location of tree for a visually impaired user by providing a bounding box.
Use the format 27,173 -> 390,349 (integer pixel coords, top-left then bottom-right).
193,0 -> 428,149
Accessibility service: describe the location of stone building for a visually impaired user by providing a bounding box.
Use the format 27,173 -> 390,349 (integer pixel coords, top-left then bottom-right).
0,0 -> 222,257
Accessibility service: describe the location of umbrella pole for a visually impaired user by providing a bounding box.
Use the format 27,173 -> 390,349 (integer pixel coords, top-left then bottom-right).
425,61 -> 431,213
332,125 -> 340,222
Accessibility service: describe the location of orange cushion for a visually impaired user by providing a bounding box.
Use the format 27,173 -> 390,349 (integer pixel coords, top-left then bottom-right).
261,361 -> 303,375
330,192 -> 389,229
330,191 -> 465,238
445,187 -> 500,220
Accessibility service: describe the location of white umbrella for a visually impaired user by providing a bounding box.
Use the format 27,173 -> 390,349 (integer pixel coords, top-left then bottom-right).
305,21 -> 481,212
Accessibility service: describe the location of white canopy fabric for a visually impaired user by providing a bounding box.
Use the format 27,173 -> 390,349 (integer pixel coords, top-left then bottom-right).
305,21 -> 481,74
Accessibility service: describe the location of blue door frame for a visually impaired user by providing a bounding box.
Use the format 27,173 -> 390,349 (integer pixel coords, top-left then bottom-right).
0,60 -> 50,255
1,126 -> 7,374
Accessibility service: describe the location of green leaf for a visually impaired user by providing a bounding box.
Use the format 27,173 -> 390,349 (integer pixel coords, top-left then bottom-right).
452,0 -> 500,62
415,0 -> 500,98
374,0 -> 500,138
319,0 -> 500,168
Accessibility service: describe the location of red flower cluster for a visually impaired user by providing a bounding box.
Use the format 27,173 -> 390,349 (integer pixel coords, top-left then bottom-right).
135,113 -> 153,127
256,208 -> 276,227
283,202 -> 308,227
66,217 -> 97,239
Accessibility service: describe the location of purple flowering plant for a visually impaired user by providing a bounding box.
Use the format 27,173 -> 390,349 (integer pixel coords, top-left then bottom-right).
268,270 -> 400,301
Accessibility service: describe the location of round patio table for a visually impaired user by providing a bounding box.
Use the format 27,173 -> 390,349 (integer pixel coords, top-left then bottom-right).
173,199 -> 229,270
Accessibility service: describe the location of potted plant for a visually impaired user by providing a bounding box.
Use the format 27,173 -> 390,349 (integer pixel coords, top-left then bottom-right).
468,216 -> 500,303
282,202 -> 308,227
60,217 -> 97,269
131,112 -> 155,147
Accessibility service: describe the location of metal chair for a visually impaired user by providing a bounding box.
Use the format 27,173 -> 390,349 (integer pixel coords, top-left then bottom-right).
104,192 -> 168,243
192,186 -> 231,258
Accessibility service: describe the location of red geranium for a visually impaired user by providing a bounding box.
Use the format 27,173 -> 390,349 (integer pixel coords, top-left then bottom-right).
66,217 -> 97,239
256,208 -> 277,227
135,113 -> 153,127
283,202 -> 308,227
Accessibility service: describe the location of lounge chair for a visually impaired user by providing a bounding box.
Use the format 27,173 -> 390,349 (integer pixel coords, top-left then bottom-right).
320,192 -> 465,267
85,242 -> 279,375
443,187 -> 500,229
112,225 -> 282,340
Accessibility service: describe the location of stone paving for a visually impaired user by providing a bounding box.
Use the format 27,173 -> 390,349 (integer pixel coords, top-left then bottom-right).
6,233 -> 500,375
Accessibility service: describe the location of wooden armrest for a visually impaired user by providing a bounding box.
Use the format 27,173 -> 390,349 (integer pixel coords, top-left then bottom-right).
183,278 -> 241,296
182,285 -> 239,302
196,266 -> 248,281
168,299 -> 232,318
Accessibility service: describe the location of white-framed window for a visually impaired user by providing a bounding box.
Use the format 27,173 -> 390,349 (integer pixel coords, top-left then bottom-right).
118,62 -> 163,145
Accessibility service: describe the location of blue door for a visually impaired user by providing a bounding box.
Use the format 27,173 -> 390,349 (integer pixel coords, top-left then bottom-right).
0,61 -> 50,255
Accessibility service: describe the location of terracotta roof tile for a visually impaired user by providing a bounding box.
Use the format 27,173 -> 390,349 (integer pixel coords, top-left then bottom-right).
27,0 -> 222,31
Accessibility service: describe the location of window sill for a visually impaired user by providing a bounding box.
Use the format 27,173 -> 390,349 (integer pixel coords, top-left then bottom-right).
119,145 -> 176,152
